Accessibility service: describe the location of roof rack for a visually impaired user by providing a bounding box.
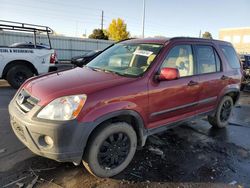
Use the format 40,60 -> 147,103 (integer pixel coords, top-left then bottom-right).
0,20 -> 53,33
0,20 -> 53,49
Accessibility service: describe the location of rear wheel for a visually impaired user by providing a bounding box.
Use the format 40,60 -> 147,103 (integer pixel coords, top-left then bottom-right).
208,96 -> 233,128
6,65 -> 34,89
83,122 -> 137,177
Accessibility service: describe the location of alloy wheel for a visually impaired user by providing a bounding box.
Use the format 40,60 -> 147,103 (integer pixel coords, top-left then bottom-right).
220,100 -> 232,122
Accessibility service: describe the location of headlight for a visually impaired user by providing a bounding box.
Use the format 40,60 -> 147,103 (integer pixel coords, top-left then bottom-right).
37,95 -> 87,121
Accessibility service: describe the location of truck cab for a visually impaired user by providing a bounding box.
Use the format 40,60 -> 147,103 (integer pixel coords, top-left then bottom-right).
0,20 -> 57,88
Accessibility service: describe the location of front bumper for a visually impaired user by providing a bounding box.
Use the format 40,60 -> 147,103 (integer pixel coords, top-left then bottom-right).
8,99 -> 94,164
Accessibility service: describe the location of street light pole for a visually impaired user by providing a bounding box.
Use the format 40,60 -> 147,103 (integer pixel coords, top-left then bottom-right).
101,10 -> 104,30
142,0 -> 145,38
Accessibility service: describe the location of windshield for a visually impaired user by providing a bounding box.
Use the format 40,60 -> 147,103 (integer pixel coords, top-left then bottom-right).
87,43 -> 163,77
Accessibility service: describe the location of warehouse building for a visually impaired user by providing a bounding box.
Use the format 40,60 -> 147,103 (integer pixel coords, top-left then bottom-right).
219,27 -> 250,54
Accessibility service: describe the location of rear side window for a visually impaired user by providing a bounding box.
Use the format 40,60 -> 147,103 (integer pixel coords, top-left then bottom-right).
161,45 -> 194,77
220,45 -> 240,69
195,45 -> 221,74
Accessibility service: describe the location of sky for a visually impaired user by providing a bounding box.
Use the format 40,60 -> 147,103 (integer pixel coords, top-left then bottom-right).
0,0 -> 249,39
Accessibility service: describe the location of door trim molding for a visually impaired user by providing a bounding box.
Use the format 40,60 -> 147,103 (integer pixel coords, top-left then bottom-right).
150,96 -> 217,118
147,109 -> 215,136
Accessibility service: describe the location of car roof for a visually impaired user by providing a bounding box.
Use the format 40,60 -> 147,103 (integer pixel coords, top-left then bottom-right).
120,37 -> 170,45
120,37 -> 231,46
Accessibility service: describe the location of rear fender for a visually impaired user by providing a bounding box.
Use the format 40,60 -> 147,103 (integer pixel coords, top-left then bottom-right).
218,84 -> 240,103
210,84 -> 240,116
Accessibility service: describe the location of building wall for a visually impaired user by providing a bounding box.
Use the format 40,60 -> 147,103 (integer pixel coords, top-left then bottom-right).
0,31 -> 114,60
219,28 -> 250,54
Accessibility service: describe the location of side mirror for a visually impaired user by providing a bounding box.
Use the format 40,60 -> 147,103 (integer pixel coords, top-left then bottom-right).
157,67 -> 180,81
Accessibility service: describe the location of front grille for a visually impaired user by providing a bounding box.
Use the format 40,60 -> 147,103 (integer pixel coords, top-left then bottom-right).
16,89 -> 39,113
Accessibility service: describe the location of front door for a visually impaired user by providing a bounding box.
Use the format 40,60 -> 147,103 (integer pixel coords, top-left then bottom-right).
148,44 -> 200,129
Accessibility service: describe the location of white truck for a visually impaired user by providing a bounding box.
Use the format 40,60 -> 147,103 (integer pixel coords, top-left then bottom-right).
0,20 -> 58,88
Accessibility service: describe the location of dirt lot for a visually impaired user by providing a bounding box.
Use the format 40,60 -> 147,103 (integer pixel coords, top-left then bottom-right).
0,79 -> 250,188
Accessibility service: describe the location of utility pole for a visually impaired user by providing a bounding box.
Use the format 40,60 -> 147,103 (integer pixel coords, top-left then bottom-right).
101,10 -> 104,30
142,0 -> 145,38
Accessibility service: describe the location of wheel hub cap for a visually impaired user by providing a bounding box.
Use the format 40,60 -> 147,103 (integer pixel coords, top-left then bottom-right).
98,132 -> 130,169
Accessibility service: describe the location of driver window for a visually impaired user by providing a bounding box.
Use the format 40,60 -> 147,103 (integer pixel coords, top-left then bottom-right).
162,45 -> 194,77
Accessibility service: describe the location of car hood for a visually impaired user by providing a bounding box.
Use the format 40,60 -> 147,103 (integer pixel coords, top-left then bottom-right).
23,67 -> 134,106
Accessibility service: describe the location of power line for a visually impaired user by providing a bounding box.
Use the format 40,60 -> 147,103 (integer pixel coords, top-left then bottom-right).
11,0 -> 103,12
2,4 -> 101,25
2,0 -> 180,37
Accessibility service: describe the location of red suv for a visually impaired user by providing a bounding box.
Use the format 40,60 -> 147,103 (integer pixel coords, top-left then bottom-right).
9,37 -> 242,177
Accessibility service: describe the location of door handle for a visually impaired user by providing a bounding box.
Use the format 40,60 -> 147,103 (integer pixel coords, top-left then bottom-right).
188,80 -> 198,86
221,75 -> 230,80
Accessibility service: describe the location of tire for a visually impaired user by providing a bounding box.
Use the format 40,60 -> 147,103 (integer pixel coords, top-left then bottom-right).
6,65 -> 34,89
208,96 -> 234,128
83,122 -> 137,177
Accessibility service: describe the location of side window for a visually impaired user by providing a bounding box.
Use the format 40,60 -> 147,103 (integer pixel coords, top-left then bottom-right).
162,45 -> 194,77
219,45 -> 240,69
195,45 -> 219,74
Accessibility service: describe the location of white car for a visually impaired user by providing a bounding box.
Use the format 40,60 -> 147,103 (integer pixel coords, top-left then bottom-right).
0,20 -> 57,88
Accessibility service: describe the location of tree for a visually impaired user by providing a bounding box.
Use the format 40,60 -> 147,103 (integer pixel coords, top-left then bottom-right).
202,31 -> 213,39
89,29 -> 108,40
107,18 -> 130,41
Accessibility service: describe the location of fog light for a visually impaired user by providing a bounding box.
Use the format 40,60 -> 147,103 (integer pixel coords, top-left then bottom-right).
44,136 -> 54,146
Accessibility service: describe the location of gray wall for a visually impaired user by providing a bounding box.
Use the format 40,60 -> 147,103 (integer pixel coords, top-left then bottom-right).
0,31 -> 114,61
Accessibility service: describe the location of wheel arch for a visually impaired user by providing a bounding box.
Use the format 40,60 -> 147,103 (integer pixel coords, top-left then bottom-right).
86,110 -> 147,149
223,88 -> 240,104
210,87 -> 240,117
2,60 -> 38,79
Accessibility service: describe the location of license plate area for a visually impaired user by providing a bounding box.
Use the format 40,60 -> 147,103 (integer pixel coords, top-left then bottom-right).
11,116 -> 26,142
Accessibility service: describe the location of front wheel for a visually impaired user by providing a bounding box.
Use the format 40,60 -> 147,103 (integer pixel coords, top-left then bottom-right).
208,96 -> 233,128
83,122 -> 137,177
6,65 -> 34,89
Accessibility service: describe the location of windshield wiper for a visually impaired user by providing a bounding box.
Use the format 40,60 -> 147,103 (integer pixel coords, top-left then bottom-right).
101,69 -> 122,75
86,66 -> 105,72
103,69 -> 137,78
86,66 -> 136,78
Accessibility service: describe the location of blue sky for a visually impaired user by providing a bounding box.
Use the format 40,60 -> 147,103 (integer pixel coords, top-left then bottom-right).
0,0 -> 249,39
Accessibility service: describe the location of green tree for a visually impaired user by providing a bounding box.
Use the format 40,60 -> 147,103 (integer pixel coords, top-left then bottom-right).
107,18 -> 130,41
202,31 -> 213,39
89,29 -> 108,40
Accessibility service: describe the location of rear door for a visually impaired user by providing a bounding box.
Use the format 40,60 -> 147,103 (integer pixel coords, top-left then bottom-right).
194,44 -> 227,113
148,43 -> 200,129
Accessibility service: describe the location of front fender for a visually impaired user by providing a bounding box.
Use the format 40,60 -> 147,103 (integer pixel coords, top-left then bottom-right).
79,101 -> 147,123
78,102 -> 148,146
